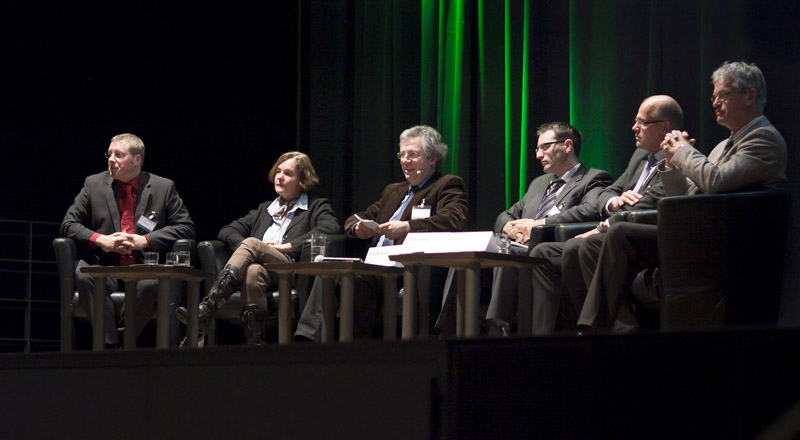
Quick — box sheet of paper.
[355,214,379,232]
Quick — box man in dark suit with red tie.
[61,133,195,347]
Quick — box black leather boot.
[176,264,242,340]
[241,305,268,346]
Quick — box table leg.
[186,280,201,348]
[455,269,465,338]
[339,273,355,342]
[321,276,336,343]
[123,280,138,350]
[156,275,170,349]
[401,265,418,340]
[464,262,481,338]
[517,266,533,337]
[278,272,293,345]
[92,275,107,351]
[382,276,397,340]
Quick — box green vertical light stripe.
[437,0,446,132]
[503,0,513,207]
[519,0,530,200]
[447,0,464,173]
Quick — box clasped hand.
[503,218,544,243]
[661,130,696,167]
[97,232,147,254]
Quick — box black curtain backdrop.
[2,0,799,324]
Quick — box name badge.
[137,211,158,233]
[411,204,431,220]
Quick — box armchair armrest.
[611,209,658,225]
[529,224,557,247]
[197,240,229,276]
[554,222,597,242]
[53,237,78,352]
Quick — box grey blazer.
[659,116,787,195]
[494,165,613,232]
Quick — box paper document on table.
[364,245,406,267]
[355,214,379,232]
[402,231,498,254]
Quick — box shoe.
[293,334,314,343]
[481,318,511,338]
[241,305,268,347]
[176,303,213,348]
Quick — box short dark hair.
[536,121,582,158]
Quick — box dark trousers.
[530,236,587,334]
[577,222,659,332]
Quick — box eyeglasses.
[397,151,423,160]
[536,140,566,152]
[710,89,744,104]
[105,151,129,159]
[633,119,665,128]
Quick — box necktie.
[378,185,419,247]
[716,138,734,165]
[119,183,136,266]
[633,154,657,193]
[534,179,565,220]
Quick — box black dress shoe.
[481,318,510,338]
[293,334,314,343]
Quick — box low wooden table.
[265,261,403,344]
[390,252,546,339]
[80,265,210,351]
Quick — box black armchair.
[53,237,196,351]
[657,190,787,331]
[542,190,787,331]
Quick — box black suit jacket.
[344,172,468,247]
[217,195,341,262]
[61,171,195,266]
[494,165,612,232]
[595,149,666,218]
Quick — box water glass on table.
[310,232,327,262]
[494,233,510,254]
[144,251,159,265]
[176,250,191,266]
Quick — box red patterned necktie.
[119,183,135,266]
